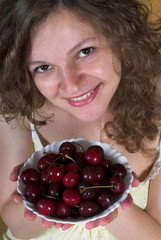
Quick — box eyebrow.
[29,61,51,67]
[29,37,98,66]
[67,37,98,55]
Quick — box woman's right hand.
[10,164,37,221]
[10,164,73,230]
[11,189,72,230]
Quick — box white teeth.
[71,90,94,102]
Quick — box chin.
[73,110,105,122]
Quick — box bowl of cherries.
[17,138,133,224]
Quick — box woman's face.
[29,9,121,122]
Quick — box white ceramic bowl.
[17,138,133,224]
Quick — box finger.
[85,220,99,230]
[132,172,139,187]
[61,224,73,230]
[42,219,53,228]
[24,208,37,221]
[98,209,118,226]
[54,222,62,228]
[10,164,23,181]
[11,191,23,204]
[120,194,133,210]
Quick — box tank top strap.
[141,140,161,184]
[30,121,44,150]
[154,139,161,170]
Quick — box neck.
[37,102,113,142]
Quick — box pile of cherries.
[20,141,127,219]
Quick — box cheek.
[103,60,121,85]
[93,65,119,85]
[89,55,120,81]
[34,78,59,99]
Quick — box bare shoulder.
[0,115,29,137]
[0,114,33,143]
[144,129,161,223]
[0,115,34,166]
[146,166,161,225]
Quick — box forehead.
[30,9,98,54]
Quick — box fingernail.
[133,179,140,187]
[42,221,53,228]
[25,212,36,221]
[85,223,94,230]
[11,194,22,204]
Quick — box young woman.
[0,0,161,239]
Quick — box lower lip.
[65,84,101,107]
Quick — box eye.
[35,65,52,73]
[78,47,95,58]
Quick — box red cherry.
[38,153,58,170]
[48,163,65,183]
[21,168,39,185]
[38,184,46,195]
[62,188,82,206]
[84,145,104,165]
[79,200,99,218]
[107,176,125,194]
[25,183,42,202]
[63,172,80,188]
[82,166,98,182]
[47,153,59,159]
[109,163,127,178]
[59,149,73,163]
[95,165,105,181]
[40,168,51,185]
[78,181,99,199]
[65,162,80,173]
[101,159,112,168]
[70,206,80,218]
[55,200,70,219]
[37,197,55,215]
[97,191,115,208]
[48,182,65,198]
[74,152,86,169]
[59,142,76,156]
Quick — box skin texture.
[0,8,161,240]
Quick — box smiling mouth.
[64,83,101,107]
[70,89,94,102]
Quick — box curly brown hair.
[0,0,161,152]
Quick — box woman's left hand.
[85,172,139,230]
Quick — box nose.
[59,64,81,95]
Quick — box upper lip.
[64,84,100,100]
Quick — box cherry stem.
[53,156,61,162]
[43,194,80,207]
[45,156,61,165]
[72,141,85,152]
[65,154,81,170]
[42,194,60,201]
[80,185,113,194]
[45,161,52,165]
[74,205,79,208]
